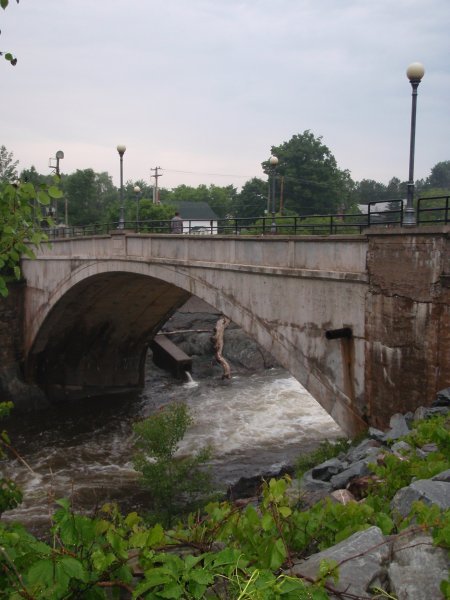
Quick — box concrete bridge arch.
[20,229,450,436]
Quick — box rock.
[414,405,450,421]
[385,413,410,440]
[330,489,356,504]
[388,527,449,600]
[391,479,450,518]
[391,440,413,455]
[292,471,333,506]
[420,442,439,453]
[368,427,387,442]
[289,526,390,599]
[311,458,346,481]
[432,469,450,483]
[330,459,371,490]
[0,366,49,412]
[347,475,380,500]
[346,438,381,462]
[433,387,450,407]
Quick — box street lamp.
[134,185,141,230]
[55,150,64,176]
[48,150,64,223]
[116,144,126,229]
[404,62,425,226]
[269,155,279,233]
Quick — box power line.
[163,168,255,179]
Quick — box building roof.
[171,201,219,221]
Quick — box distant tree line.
[1,134,449,227]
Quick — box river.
[2,356,343,535]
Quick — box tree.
[62,169,117,225]
[234,177,268,220]
[266,131,353,216]
[349,179,387,206]
[427,161,450,191]
[207,184,237,218]
[385,177,407,201]
[164,184,237,218]
[0,145,19,182]
[20,165,51,187]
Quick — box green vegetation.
[2,142,448,233]
[0,177,60,297]
[133,403,214,527]
[0,405,449,598]
[294,437,350,479]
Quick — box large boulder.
[388,527,449,600]
[289,526,390,599]
[391,479,450,518]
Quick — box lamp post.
[48,150,64,223]
[269,155,278,233]
[134,185,141,230]
[116,144,126,229]
[404,62,425,226]
[55,149,64,176]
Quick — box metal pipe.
[325,327,353,340]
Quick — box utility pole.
[151,166,163,204]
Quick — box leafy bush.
[133,403,214,526]
[0,407,449,598]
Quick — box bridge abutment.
[365,228,450,427]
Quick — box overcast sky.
[2,0,449,190]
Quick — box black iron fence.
[44,196,450,239]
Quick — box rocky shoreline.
[239,397,450,600]
[164,302,450,598]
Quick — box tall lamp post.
[134,185,141,230]
[404,62,425,226]
[269,155,279,233]
[48,150,64,222]
[116,144,126,229]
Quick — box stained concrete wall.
[365,227,450,428]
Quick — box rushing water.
[2,358,342,535]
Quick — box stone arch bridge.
[20,228,450,437]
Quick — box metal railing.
[417,195,450,225]
[43,196,450,239]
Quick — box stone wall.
[365,228,450,428]
[0,282,47,409]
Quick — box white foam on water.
[178,370,342,468]
[3,366,344,527]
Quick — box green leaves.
[133,403,214,526]
[0,179,53,295]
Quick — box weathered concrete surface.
[0,282,47,408]
[14,227,450,435]
[21,233,368,434]
[365,228,450,428]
